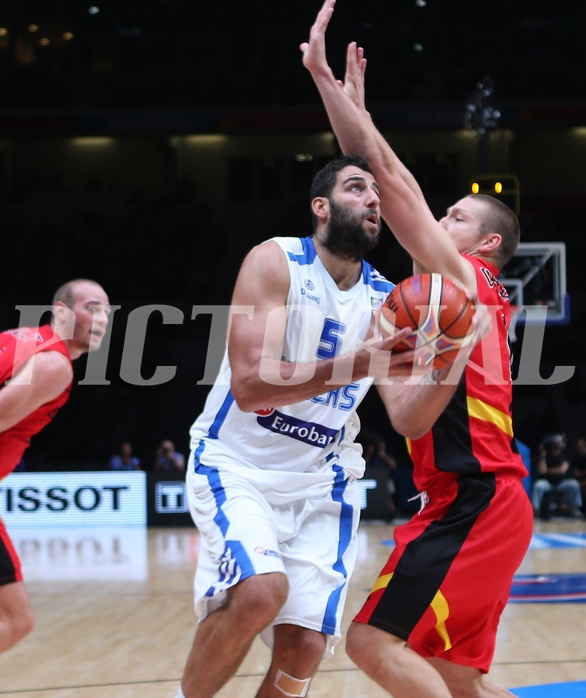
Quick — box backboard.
[499,242,569,327]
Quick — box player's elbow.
[233,397,258,413]
[230,384,257,412]
[230,376,269,413]
[382,397,430,439]
[389,414,431,441]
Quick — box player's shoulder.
[266,235,315,259]
[244,236,315,276]
[233,239,291,300]
[9,349,73,404]
[33,349,73,378]
[242,238,290,270]
[34,351,74,401]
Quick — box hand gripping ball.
[379,272,475,368]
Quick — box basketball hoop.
[500,242,569,326]
[509,305,522,343]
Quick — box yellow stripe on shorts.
[369,572,453,651]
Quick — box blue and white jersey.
[189,236,394,481]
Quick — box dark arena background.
[1,0,586,474]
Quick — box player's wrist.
[421,368,444,385]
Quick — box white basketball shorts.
[186,456,361,659]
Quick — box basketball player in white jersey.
[175,155,429,698]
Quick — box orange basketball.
[379,273,475,368]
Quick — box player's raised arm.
[301,0,475,291]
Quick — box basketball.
[379,273,475,368]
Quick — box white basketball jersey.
[189,236,394,479]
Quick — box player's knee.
[0,606,34,652]
[345,622,369,666]
[346,623,361,666]
[15,607,35,642]
[280,625,326,664]
[298,628,326,661]
[252,572,289,611]
[234,573,288,625]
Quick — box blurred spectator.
[154,439,185,473]
[109,441,141,471]
[532,433,582,519]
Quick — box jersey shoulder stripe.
[362,262,395,293]
[285,236,318,266]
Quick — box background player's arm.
[228,241,416,412]
[301,0,476,291]
[0,351,73,432]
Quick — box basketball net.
[508,305,522,343]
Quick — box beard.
[321,199,381,262]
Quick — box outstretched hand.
[342,42,367,110]
[300,0,336,76]
[301,0,369,110]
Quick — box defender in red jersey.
[0,279,110,654]
[303,4,532,696]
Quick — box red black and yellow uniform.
[354,256,533,672]
[0,325,72,585]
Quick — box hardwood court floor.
[0,518,585,697]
